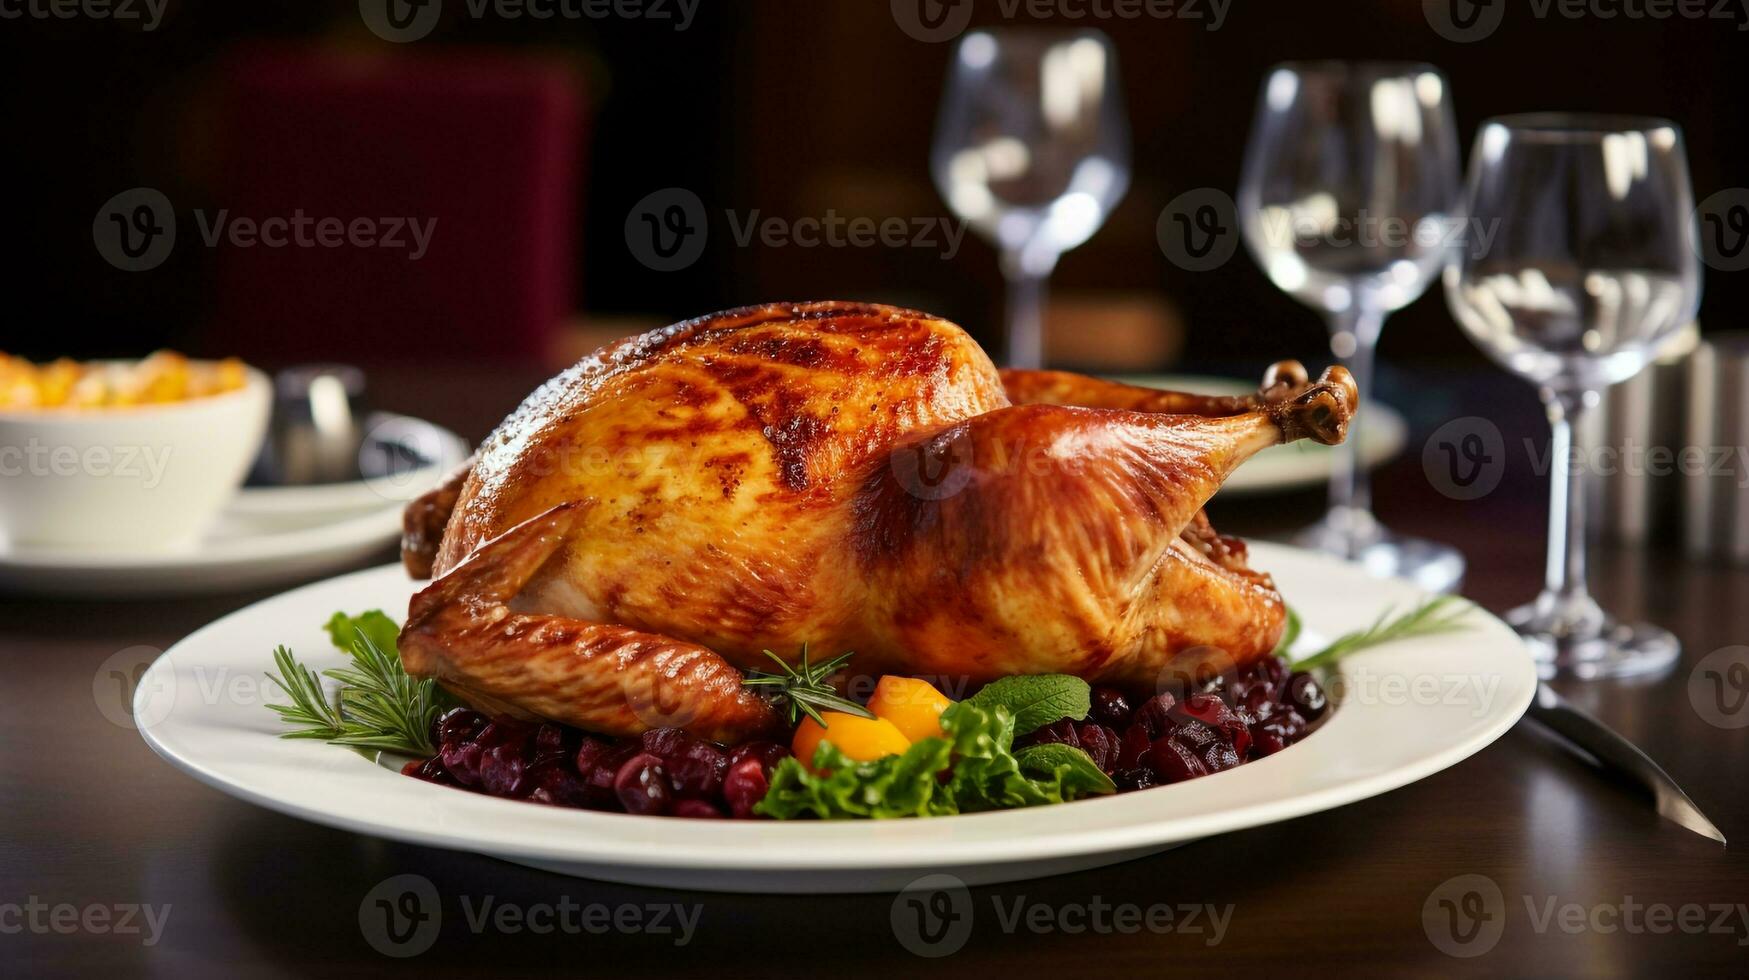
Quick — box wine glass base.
[1505,604,1680,680]
[1292,515,1466,594]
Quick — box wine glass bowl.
[1445,113,1702,679]
[1238,61,1465,591]
[932,28,1131,368]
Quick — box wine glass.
[932,28,1131,369]
[1446,114,1701,678]
[1238,61,1466,592]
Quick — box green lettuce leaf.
[323,610,403,661]
[754,700,1115,820]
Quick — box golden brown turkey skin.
[400,302,1356,738]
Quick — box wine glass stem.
[1542,391,1598,616]
[1324,303,1385,550]
[1001,252,1048,370]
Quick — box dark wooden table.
[4,365,1746,978]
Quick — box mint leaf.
[965,674,1091,735]
[1016,743,1118,797]
[323,610,402,661]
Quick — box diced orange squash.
[868,675,953,742]
[791,712,911,769]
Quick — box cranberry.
[532,723,575,763]
[439,739,485,786]
[726,741,790,776]
[1090,687,1133,728]
[1251,730,1288,757]
[1172,718,1220,751]
[668,740,729,799]
[673,799,726,819]
[401,756,453,785]
[434,707,486,747]
[1116,724,1152,770]
[1284,673,1328,722]
[641,727,691,760]
[1073,723,1119,772]
[1134,693,1178,739]
[584,743,639,809]
[1220,716,1252,758]
[1200,741,1241,773]
[574,735,615,776]
[1239,685,1276,720]
[530,764,592,807]
[1027,718,1080,749]
[613,753,673,816]
[1113,768,1159,792]
[723,757,770,819]
[480,743,530,797]
[1174,692,1233,729]
[474,719,534,753]
[1259,654,1289,689]
[1146,737,1209,783]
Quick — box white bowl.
[0,367,271,553]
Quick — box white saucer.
[1114,375,1409,495]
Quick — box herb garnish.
[265,610,455,756]
[740,643,875,726]
[1290,596,1472,672]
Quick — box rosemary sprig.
[1291,596,1473,672]
[742,643,874,726]
[265,617,453,756]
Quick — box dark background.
[1,0,1743,373]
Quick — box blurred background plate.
[0,505,403,599]
[1115,375,1407,495]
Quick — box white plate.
[229,415,471,524]
[1114,375,1408,495]
[135,544,1535,893]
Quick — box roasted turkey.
[398,302,1357,743]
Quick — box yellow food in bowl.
[0,351,249,411]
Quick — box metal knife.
[1527,683,1726,845]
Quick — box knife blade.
[1527,683,1726,845]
